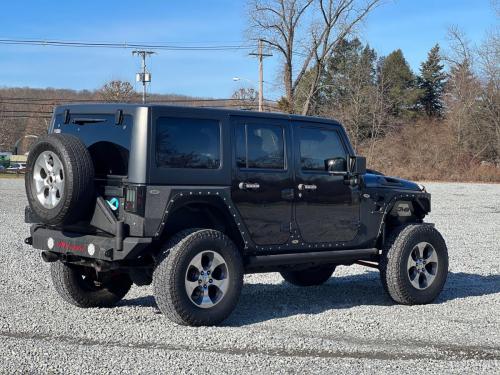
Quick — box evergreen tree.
[378,49,420,118]
[418,44,446,117]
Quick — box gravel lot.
[0,179,499,374]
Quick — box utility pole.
[250,39,272,111]
[132,50,155,103]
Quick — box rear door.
[230,117,293,246]
[292,122,360,244]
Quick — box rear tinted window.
[53,113,133,176]
[156,117,221,169]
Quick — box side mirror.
[350,155,366,175]
[325,157,347,174]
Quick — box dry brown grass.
[359,120,500,183]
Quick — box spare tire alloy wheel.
[185,250,229,308]
[26,134,94,225]
[33,151,65,209]
[407,241,438,290]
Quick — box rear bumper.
[29,225,152,261]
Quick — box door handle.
[298,183,317,191]
[238,182,260,190]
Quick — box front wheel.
[380,224,448,305]
[153,229,243,326]
[50,261,132,308]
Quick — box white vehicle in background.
[6,163,26,173]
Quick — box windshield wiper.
[71,118,106,125]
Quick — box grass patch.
[0,173,25,179]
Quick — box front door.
[292,122,360,244]
[231,117,293,246]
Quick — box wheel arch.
[159,195,246,253]
[378,194,431,248]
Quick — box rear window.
[156,117,221,169]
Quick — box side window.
[235,124,285,169]
[299,127,347,172]
[235,125,246,169]
[156,117,220,169]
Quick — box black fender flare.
[154,187,253,251]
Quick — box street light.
[232,77,254,84]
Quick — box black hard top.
[54,103,342,126]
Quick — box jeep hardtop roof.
[53,103,342,126]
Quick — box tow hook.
[24,236,33,245]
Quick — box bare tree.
[477,30,500,161]
[444,27,481,150]
[248,0,381,114]
[365,68,391,164]
[231,87,259,109]
[98,80,137,102]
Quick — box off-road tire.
[280,265,336,286]
[153,229,244,326]
[25,134,95,225]
[50,261,132,308]
[380,224,448,305]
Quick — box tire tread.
[153,229,243,326]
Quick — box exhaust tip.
[41,251,59,263]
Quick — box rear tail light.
[124,185,146,215]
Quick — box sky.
[0,0,497,100]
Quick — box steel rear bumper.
[29,225,152,261]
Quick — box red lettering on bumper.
[55,241,85,252]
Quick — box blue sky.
[0,0,497,100]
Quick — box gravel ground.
[0,179,499,374]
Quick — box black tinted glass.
[156,117,220,169]
[237,124,284,169]
[299,127,346,171]
[53,113,133,176]
[235,124,246,168]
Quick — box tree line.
[247,0,499,181]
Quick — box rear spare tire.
[25,134,94,225]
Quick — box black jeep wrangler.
[24,104,448,326]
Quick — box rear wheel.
[380,224,448,305]
[281,265,336,287]
[50,261,132,308]
[153,229,243,326]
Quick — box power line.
[0,110,53,114]
[0,103,277,114]
[0,38,254,51]
[0,97,277,104]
